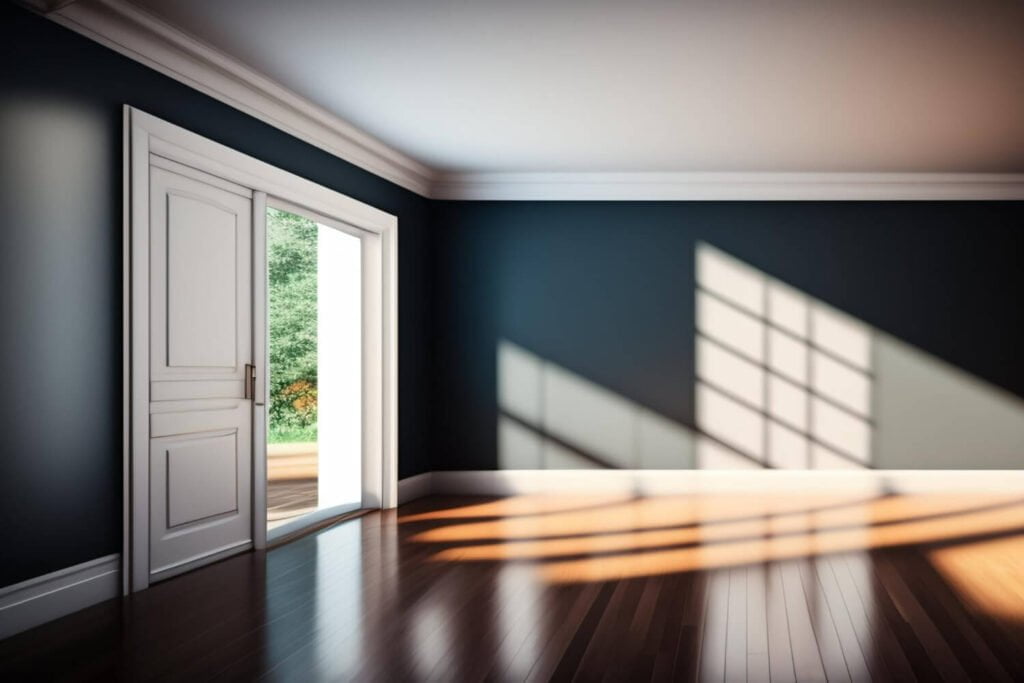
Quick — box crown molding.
[41,0,435,196]
[431,171,1024,201]
[14,0,81,12]
[23,1,1024,202]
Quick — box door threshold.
[266,508,372,549]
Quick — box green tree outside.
[267,208,318,443]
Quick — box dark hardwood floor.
[2,492,1024,681]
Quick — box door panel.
[166,193,239,368]
[148,161,253,581]
[150,402,246,438]
[164,432,238,528]
[150,167,251,383]
[150,380,244,402]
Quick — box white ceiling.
[132,0,1024,175]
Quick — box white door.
[146,157,254,582]
[128,108,398,591]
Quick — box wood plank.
[766,562,798,683]
[603,576,663,681]
[795,557,854,682]
[807,555,875,682]
[871,553,971,683]
[826,552,918,682]
[673,567,710,682]
[699,568,730,682]
[841,551,944,682]
[646,573,692,682]
[778,561,828,682]
[546,581,617,681]
[575,578,644,680]
[525,582,602,683]
[725,565,748,682]
[745,564,771,683]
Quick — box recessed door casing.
[127,108,398,592]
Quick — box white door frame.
[260,196,387,545]
[124,106,398,593]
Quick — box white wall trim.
[0,554,120,641]
[40,0,433,196]
[397,472,434,505]
[427,469,1024,497]
[432,172,1024,201]
[22,2,1024,202]
[15,0,80,13]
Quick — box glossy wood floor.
[267,478,318,529]
[2,492,1024,681]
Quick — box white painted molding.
[21,2,1024,202]
[23,2,1024,200]
[0,554,120,640]
[428,469,1024,497]
[431,171,1024,201]
[14,0,80,13]
[397,472,434,505]
[42,0,433,196]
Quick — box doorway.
[265,205,363,539]
[125,107,397,593]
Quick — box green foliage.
[267,208,318,434]
[268,424,318,445]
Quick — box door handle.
[244,363,256,401]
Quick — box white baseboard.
[428,469,1024,497]
[0,554,120,641]
[397,472,434,505]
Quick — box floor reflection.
[395,493,1024,680]
[3,494,1024,681]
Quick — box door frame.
[124,106,398,593]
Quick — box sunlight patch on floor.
[405,493,1024,585]
[930,533,1024,624]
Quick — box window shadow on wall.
[498,339,700,469]
[696,243,872,469]
[496,243,1024,470]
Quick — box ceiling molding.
[14,0,81,13]
[26,1,1024,202]
[431,172,1024,201]
[43,0,435,196]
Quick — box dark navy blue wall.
[429,201,1024,470]
[0,3,432,587]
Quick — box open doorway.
[125,108,397,591]
[266,205,364,537]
